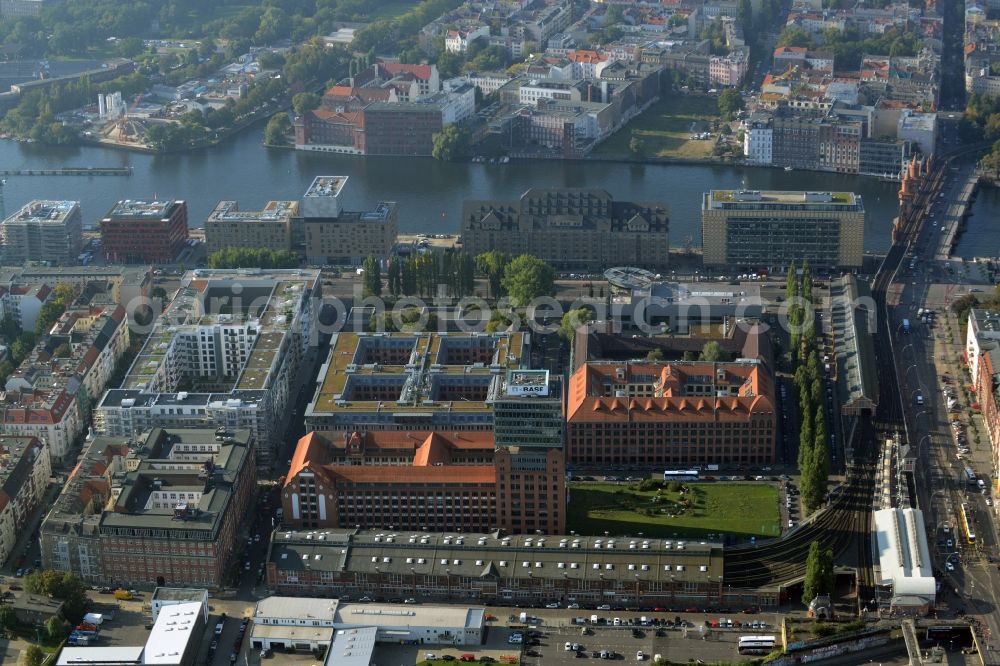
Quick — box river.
[1,125,997,257]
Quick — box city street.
[888,154,1000,659]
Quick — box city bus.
[960,503,976,545]
[738,636,777,655]
[663,470,700,482]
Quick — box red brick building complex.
[566,360,777,466]
[100,199,188,264]
[282,430,565,535]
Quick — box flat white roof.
[254,596,339,622]
[334,603,485,630]
[873,508,936,600]
[57,646,144,664]
[144,601,202,664]
[325,627,377,666]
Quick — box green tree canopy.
[698,340,728,362]
[475,251,510,299]
[717,88,744,118]
[362,255,382,298]
[431,124,469,161]
[24,645,44,666]
[559,308,593,342]
[292,92,320,116]
[501,254,555,306]
[264,112,292,146]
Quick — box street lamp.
[634,574,641,612]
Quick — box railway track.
[723,142,988,591]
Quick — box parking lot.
[373,626,521,665]
[517,622,757,664]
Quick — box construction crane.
[116,94,143,143]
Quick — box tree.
[431,125,469,161]
[698,341,727,362]
[501,254,555,306]
[628,135,646,158]
[475,251,510,299]
[717,88,744,118]
[46,615,67,640]
[151,286,167,302]
[264,112,292,146]
[386,258,401,297]
[53,342,71,358]
[24,645,44,666]
[362,255,382,298]
[559,308,593,342]
[802,541,834,605]
[35,299,66,337]
[776,25,812,48]
[785,261,797,300]
[646,349,665,361]
[0,604,14,634]
[292,92,320,116]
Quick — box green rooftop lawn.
[566,481,780,539]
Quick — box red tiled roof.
[566,362,775,423]
[326,465,496,485]
[383,62,433,82]
[568,50,608,64]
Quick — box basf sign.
[506,369,550,396]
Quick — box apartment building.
[300,176,398,265]
[363,102,444,156]
[100,199,189,264]
[94,269,320,465]
[0,0,44,17]
[967,309,1000,386]
[565,360,777,466]
[0,266,150,320]
[701,189,865,269]
[304,330,529,433]
[41,428,255,588]
[0,436,50,566]
[265,528,757,610]
[205,200,298,254]
[461,188,670,270]
[0,200,83,266]
[743,112,773,165]
[1,304,129,462]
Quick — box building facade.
[282,429,565,535]
[0,436,50,567]
[363,102,444,156]
[94,269,321,465]
[743,113,773,165]
[565,360,777,466]
[462,188,670,270]
[42,429,255,589]
[301,177,398,265]
[100,199,189,264]
[305,330,529,432]
[205,200,298,255]
[701,189,865,268]
[1,303,129,462]
[1,200,83,266]
[265,528,763,610]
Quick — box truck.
[902,319,910,333]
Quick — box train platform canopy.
[873,508,935,609]
[831,274,878,416]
